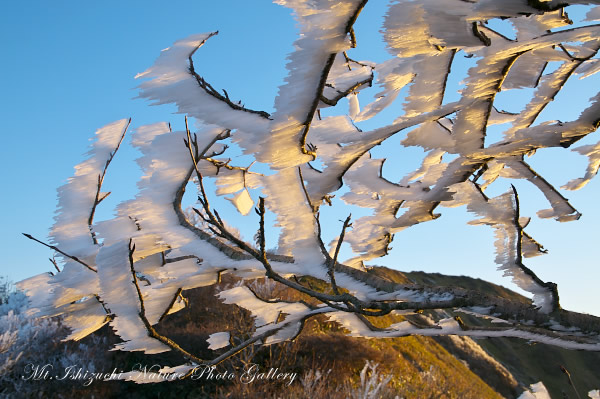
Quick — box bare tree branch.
[187,32,271,120]
[329,215,352,295]
[158,288,184,322]
[48,256,60,273]
[88,118,131,245]
[510,185,561,312]
[22,233,97,273]
[298,0,369,158]
[128,239,204,363]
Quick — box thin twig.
[297,166,335,262]
[94,294,113,318]
[49,257,60,273]
[198,128,231,158]
[158,288,184,322]
[511,185,561,312]
[164,255,203,264]
[216,268,227,284]
[246,283,317,310]
[297,166,316,212]
[128,239,204,363]
[472,22,491,46]
[505,41,600,136]
[258,197,267,263]
[329,215,352,295]
[187,32,271,119]
[185,117,212,214]
[184,120,261,256]
[510,160,580,221]
[23,233,97,273]
[319,76,373,107]
[203,157,262,176]
[560,365,582,399]
[298,0,369,158]
[88,118,131,245]
[180,312,326,378]
[349,27,357,48]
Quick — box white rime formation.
[18,0,600,381]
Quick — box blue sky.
[1,1,598,317]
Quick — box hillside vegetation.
[2,269,598,398]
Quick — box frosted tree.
[19,0,600,382]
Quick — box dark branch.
[158,288,184,322]
[128,239,204,363]
[320,76,373,107]
[329,214,352,295]
[164,255,203,264]
[49,257,60,273]
[88,118,131,245]
[187,32,271,120]
[298,0,369,158]
[472,22,491,46]
[511,185,561,312]
[23,233,97,273]
[257,197,267,263]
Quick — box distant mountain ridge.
[367,266,600,398]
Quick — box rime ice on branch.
[19,0,600,381]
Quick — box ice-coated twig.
[298,0,369,159]
[128,239,204,364]
[187,32,271,120]
[18,1,600,371]
[88,118,131,244]
[158,288,185,322]
[510,185,561,312]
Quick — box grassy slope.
[8,268,596,398]
[152,279,502,398]
[11,276,499,398]
[370,266,600,398]
[477,334,600,398]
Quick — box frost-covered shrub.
[0,284,111,398]
[300,368,332,398]
[0,289,63,395]
[346,361,397,399]
[0,277,14,305]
